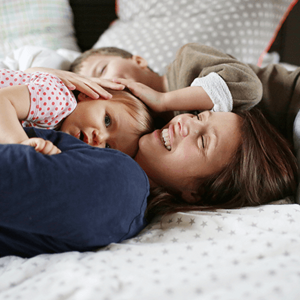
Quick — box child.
[0,69,153,157]
[71,43,300,146]
[69,44,263,122]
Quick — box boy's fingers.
[73,82,100,99]
[63,79,76,90]
[75,80,116,100]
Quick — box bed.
[1,0,300,299]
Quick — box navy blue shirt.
[0,128,149,257]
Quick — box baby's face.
[78,54,145,82]
[60,94,140,157]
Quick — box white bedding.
[0,46,80,72]
[1,46,300,300]
[1,204,299,300]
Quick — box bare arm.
[0,85,30,144]
[113,78,213,113]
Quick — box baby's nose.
[92,130,109,148]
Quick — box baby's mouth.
[79,131,89,144]
[79,131,84,141]
[161,128,171,151]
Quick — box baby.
[0,69,153,157]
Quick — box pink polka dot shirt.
[0,69,77,129]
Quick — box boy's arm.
[25,67,125,100]
[157,86,214,112]
[113,78,214,112]
[168,43,263,111]
[0,85,31,144]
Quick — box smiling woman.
[135,109,298,220]
[135,111,242,201]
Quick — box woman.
[134,109,298,221]
[27,62,300,214]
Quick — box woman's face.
[134,111,242,200]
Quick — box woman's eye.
[197,114,200,120]
[105,115,111,127]
[105,143,111,149]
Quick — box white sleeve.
[0,46,76,71]
[191,72,233,112]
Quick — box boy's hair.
[145,108,298,221]
[70,47,133,74]
[108,88,154,139]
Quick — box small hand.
[25,67,125,100]
[113,78,167,113]
[21,138,61,155]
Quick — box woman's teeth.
[161,129,171,151]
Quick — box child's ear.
[132,55,148,69]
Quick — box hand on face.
[26,67,125,100]
[112,78,166,113]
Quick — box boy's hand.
[113,78,167,113]
[25,68,125,100]
[21,138,61,155]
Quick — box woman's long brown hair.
[145,108,298,221]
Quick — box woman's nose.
[189,115,205,135]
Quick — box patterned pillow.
[0,0,79,59]
[94,0,297,74]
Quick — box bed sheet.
[0,204,299,300]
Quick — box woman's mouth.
[161,128,171,151]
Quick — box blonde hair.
[108,88,154,139]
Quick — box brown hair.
[70,47,133,73]
[145,108,298,221]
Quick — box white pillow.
[0,0,80,59]
[94,0,297,74]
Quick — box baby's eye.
[105,143,111,149]
[105,115,111,127]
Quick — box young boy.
[0,69,153,157]
[71,43,300,146]
[69,43,263,122]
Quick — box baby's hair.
[145,108,298,221]
[70,47,133,74]
[108,88,154,139]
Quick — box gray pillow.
[94,0,296,74]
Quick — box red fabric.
[258,0,299,66]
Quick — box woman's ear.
[132,55,148,69]
[181,190,202,204]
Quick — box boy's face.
[78,54,146,82]
[60,94,140,157]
